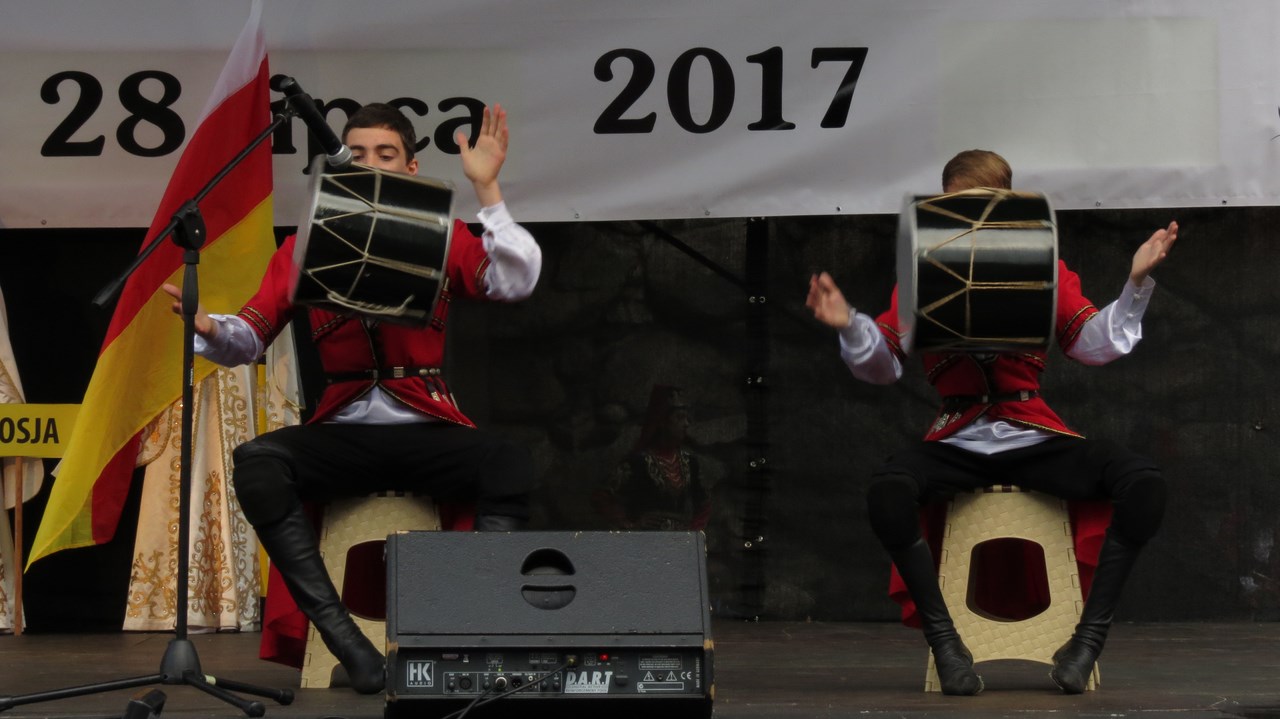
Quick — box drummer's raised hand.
[806,272,853,329]
[457,104,509,208]
[1129,220,1178,285]
[160,282,217,339]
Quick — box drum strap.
[326,366,443,384]
[940,389,1039,411]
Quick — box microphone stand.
[0,108,298,718]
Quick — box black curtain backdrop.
[2,205,1276,631]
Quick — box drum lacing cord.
[357,252,446,279]
[914,190,1055,329]
[306,245,444,317]
[322,290,417,318]
[917,190,1052,257]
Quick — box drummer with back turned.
[160,102,541,694]
[805,150,1177,695]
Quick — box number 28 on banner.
[594,46,869,134]
[37,70,486,163]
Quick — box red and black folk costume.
[196,203,541,692]
[835,261,1165,695]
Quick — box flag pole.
[11,458,22,637]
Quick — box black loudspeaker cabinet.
[384,530,713,718]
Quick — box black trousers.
[867,437,1166,551]
[231,421,533,528]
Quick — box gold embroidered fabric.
[1,284,40,633]
[123,327,301,632]
[1,283,42,512]
[0,505,13,633]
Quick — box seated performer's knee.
[866,474,923,552]
[231,437,301,527]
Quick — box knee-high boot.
[255,506,385,694]
[1050,532,1143,693]
[891,538,983,695]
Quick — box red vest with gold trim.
[236,218,492,426]
[876,260,1099,441]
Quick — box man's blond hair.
[942,150,1012,192]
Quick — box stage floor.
[0,621,1277,718]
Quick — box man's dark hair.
[342,102,418,161]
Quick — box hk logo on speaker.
[405,660,434,688]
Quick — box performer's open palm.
[1130,220,1178,284]
[806,272,852,329]
[457,104,508,188]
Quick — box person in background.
[594,386,711,531]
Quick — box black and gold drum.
[897,188,1058,354]
[290,157,455,327]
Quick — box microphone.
[271,75,353,169]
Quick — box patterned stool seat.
[924,486,1100,692]
[301,493,441,689]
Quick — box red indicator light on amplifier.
[598,653,610,662]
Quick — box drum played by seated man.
[290,157,456,327]
[897,188,1058,355]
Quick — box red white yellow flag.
[29,0,275,565]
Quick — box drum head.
[898,189,1058,354]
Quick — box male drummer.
[805,150,1176,695]
[161,102,541,693]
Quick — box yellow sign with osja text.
[0,404,81,458]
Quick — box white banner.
[1,0,1277,228]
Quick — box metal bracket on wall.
[741,216,771,619]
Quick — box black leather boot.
[254,506,385,694]
[1050,532,1142,694]
[891,538,983,695]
